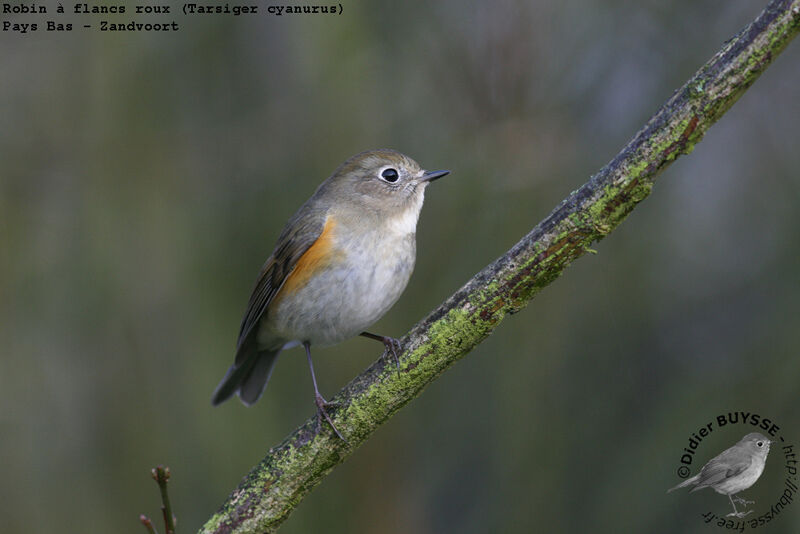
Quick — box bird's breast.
[714,455,767,495]
[266,218,417,346]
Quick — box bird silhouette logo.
[668,432,771,518]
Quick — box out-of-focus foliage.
[1,1,798,533]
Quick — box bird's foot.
[361,332,403,372]
[726,510,753,518]
[733,496,755,506]
[314,393,347,443]
[380,336,402,371]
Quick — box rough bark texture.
[199,2,800,532]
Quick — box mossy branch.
[199,2,800,532]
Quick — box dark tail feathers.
[211,348,280,406]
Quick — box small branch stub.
[140,465,177,534]
[140,515,157,534]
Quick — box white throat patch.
[388,188,425,235]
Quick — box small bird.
[211,149,450,439]
[668,432,771,518]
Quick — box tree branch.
[199,2,800,532]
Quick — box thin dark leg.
[726,494,752,517]
[728,494,739,517]
[360,331,402,370]
[304,341,346,442]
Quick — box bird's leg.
[732,494,754,506]
[304,342,346,442]
[727,495,740,517]
[360,331,402,370]
[726,494,753,518]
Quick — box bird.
[211,149,450,440]
[668,432,771,518]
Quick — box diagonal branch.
[199,1,800,532]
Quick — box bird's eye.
[380,168,399,183]
[757,441,764,447]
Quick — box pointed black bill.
[420,169,450,182]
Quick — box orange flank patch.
[278,216,339,299]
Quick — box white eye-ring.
[380,167,399,183]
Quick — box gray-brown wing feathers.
[689,447,752,491]
[234,206,326,360]
[212,204,326,406]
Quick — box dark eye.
[757,441,763,447]
[381,168,399,183]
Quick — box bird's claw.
[360,332,404,372]
[726,510,753,518]
[380,336,403,371]
[314,394,347,443]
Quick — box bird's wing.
[235,205,327,362]
[690,448,752,491]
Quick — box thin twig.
[140,515,159,534]
[152,465,176,534]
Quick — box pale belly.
[713,458,766,495]
[264,231,416,346]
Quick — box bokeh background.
[2,1,799,532]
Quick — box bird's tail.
[211,346,281,406]
[667,475,699,493]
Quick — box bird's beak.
[420,169,450,183]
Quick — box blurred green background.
[2,1,799,532]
